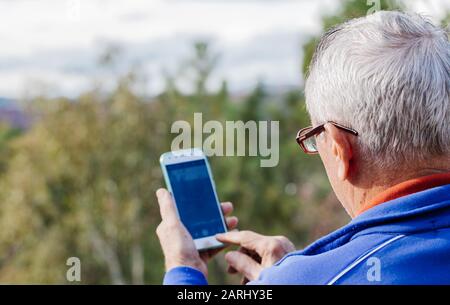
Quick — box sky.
[0,0,448,99]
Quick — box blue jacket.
[164,184,450,284]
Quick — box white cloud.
[0,0,447,98]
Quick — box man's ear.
[324,123,353,181]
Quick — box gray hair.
[305,11,449,168]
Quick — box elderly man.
[156,11,450,284]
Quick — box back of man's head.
[305,11,449,170]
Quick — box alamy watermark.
[171,113,279,167]
[66,0,81,22]
[66,257,81,282]
[366,0,402,15]
[366,257,381,282]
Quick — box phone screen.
[165,159,226,239]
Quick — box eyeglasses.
[296,121,358,154]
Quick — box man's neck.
[351,167,450,218]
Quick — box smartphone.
[159,148,227,251]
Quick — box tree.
[3,0,440,284]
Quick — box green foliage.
[1,0,445,284]
[442,11,450,28]
[0,85,171,283]
[0,48,348,283]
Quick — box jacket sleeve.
[163,266,208,285]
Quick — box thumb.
[156,188,178,223]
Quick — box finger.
[227,245,254,275]
[221,202,233,216]
[216,231,262,252]
[200,228,237,261]
[240,276,250,285]
[156,188,178,223]
[199,245,226,262]
[225,251,262,281]
[239,247,262,264]
[227,246,254,274]
[199,250,214,262]
[225,216,238,230]
[227,265,238,274]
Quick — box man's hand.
[216,231,295,283]
[155,188,238,277]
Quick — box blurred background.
[0,0,448,284]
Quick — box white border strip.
[327,234,406,285]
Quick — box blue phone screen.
[166,159,225,239]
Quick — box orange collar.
[357,172,450,216]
